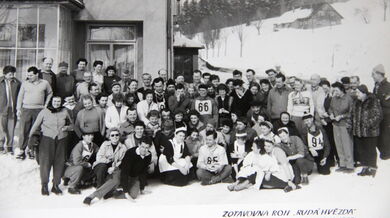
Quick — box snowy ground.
[197,0,390,90]
[1,152,390,218]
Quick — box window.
[87,25,137,79]
[0,4,59,79]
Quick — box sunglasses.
[110,134,120,137]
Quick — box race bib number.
[307,132,324,150]
[207,156,219,165]
[195,100,212,115]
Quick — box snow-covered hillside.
[197,0,390,89]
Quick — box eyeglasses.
[110,134,120,137]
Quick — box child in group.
[174,110,187,130]
[145,110,161,138]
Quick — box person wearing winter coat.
[372,64,390,160]
[63,132,99,194]
[105,93,129,130]
[277,128,314,185]
[352,85,383,177]
[83,128,128,205]
[272,112,301,138]
[302,114,331,175]
[28,96,74,195]
[137,89,159,127]
[0,65,21,154]
[329,82,354,173]
[91,128,128,189]
[196,130,232,185]
[168,83,191,114]
[267,73,292,123]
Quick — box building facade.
[0,0,172,81]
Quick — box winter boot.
[51,185,63,195]
[83,197,92,205]
[41,184,49,196]
[68,187,81,195]
[357,167,368,176]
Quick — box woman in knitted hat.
[352,85,383,177]
[372,64,390,160]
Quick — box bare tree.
[354,7,370,24]
[233,24,245,57]
[383,0,389,21]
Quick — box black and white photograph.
[0,0,389,217]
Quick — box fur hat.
[373,64,385,75]
[356,84,369,95]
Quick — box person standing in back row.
[267,73,292,124]
[16,66,53,160]
[372,64,390,160]
[0,66,21,154]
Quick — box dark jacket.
[0,77,21,114]
[272,120,301,138]
[55,72,75,99]
[103,75,121,95]
[39,70,57,95]
[120,147,152,192]
[230,89,252,117]
[374,78,390,115]
[267,85,292,119]
[352,94,383,137]
[301,124,330,159]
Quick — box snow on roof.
[275,8,313,24]
[174,33,204,49]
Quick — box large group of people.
[0,57,389,205]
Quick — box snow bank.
[1,153,390,218]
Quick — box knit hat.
[356,84,369,95]
[58,61,68,67]
[373,64,385,75]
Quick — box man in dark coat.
[0,66,21,154]
[372,64,390,160]
[39,57,57,95]
[55,62,75,99]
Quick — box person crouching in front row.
[83,128,128,205]
[120,137,154,200]
[158,128,193,186]
[63,131,99,194]
[196,130,232,185]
